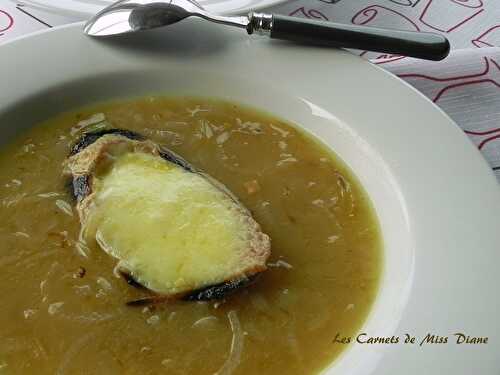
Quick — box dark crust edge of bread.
[70,129,144,156]
[125,274,260,306]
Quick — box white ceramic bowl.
[15,0,288,17]
[1,21,499,374]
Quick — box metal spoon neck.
[198,12,274,35]
[196,12,250,31]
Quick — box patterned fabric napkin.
[1,0,499,181]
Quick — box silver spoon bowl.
[84,0,250,36]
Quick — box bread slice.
[65,130,271,302]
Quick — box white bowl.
[14,0,288,17]
[1,21,499,375]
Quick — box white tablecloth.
[1,0,499,181]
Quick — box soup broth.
[0,97,381,374]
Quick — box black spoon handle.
[249,14,450,61]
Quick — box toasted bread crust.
[65,131,271,302]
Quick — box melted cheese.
[83,152,250,295]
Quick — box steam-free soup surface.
[0,97,381,374]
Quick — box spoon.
[84,0,450,61]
